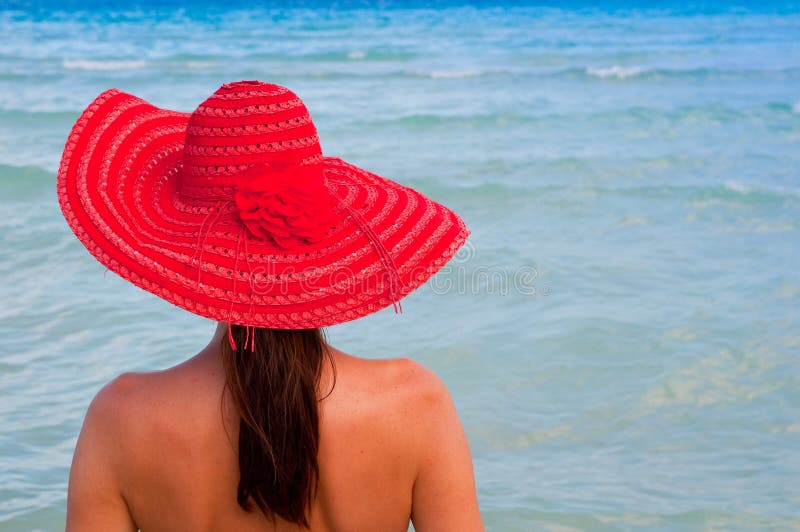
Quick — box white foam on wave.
[428,69,483,79]
[347,50,366,60]
[586,65,643,79]
[792,101,800,113]
[722,180,800,199]
[723,180,750,193]
[62,59,147,71]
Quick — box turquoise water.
[2,2,800,530]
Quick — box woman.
[59,80,482,531]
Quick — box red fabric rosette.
[234,162,339,249]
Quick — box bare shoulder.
[385,358,461,441]
[87,366,202,441]
[381,357,453,409]
[367,359,483,530]
[66,372,158,527]
[335,354,482,530]
[333,351,451,407]
[86,372,161,440]
[331,352,457,444]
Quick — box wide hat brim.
[57,88,470,329]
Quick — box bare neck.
[211,321,229,346]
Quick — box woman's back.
[66,327,482,531]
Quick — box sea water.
[1,2,799,530]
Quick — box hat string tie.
[194,200,229,287]
[336,200,403,314]
[242,230,257,352]
[190,201,249,352]
[226,225,245,351]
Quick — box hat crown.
[180,80,323,199]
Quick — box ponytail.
[220,325,333,528]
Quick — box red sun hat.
[57,80,470,330]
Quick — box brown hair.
[220,325,335,528]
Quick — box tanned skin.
[66,322,483,531]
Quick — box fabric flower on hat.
[234,161,339,249]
